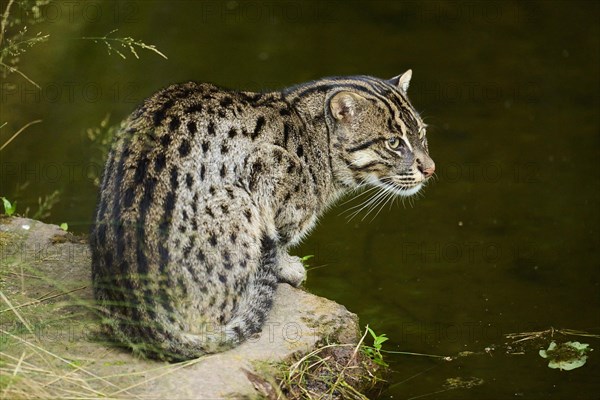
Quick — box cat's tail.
[96,293,229,362]
[140,235,277,361]
[99,235,278,362]
[223,235,279,343]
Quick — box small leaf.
[363,326,388,366]
[1,197,16,216]
[60,222,68,231]
[375,335,389,347]
[367,327,377,340]
[300,255,314,268]
[539,341,591,371]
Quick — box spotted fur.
[90,71,434,361]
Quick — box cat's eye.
[388,137,402,149]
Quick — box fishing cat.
[90,70,435,360]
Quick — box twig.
[0,119,42,151]
[0,61,41,88]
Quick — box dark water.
[2,1,599,398]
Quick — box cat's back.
[101,81,282,203]
[92,81,291,275]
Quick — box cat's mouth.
[378,172,430,197]
[383,180,423,197]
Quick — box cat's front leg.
[274,251,306,287]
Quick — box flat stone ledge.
[0,217,382,399]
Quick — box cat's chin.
[394,183,423,197]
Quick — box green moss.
[0,229,18,249]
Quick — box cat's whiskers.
[368,186,397,222]
[365,176,404,221]
[339,184,380,208]
[346,186,389,221]
[361,188,391,221]
[345,175,399,221]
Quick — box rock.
[0,217,383,399]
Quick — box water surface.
[2,1,598,398]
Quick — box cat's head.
[326,70,435,197]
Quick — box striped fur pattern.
[90,71,434,360]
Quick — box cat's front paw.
[276,253,306,287]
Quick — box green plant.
[361,326,389,367]
[0,1,168,221]
[0,0,50,88]
[86,114,119,186]
[81,29,167,60]
[0,0,48,152]
[0,254,204,399]
[30,190,60,220]
[274,340,385,399]
[300,254,314,268]
[1,197,17,216]
[59,222,68,231]
[1,184,61,221]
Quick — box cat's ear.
[389,69,412,92]
[330,92,366,122]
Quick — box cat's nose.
[422,166,435,178]
[416,153,435,178]
[417,162,435,178]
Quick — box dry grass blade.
[555,328,600,339]
[0,350,26,397]
[277,327,385,399]
[3,271,43,279]
[108,356,207,396]
[1,351,50,372]
[353,325,370,359]
[0,285,87,314]
[0,329,135,395]
[0,353,104,399]
[287,343,354,379]
[505,327,600,343]
[327,327,373,399]
[0,290,35,335]
[380,349,452,360]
